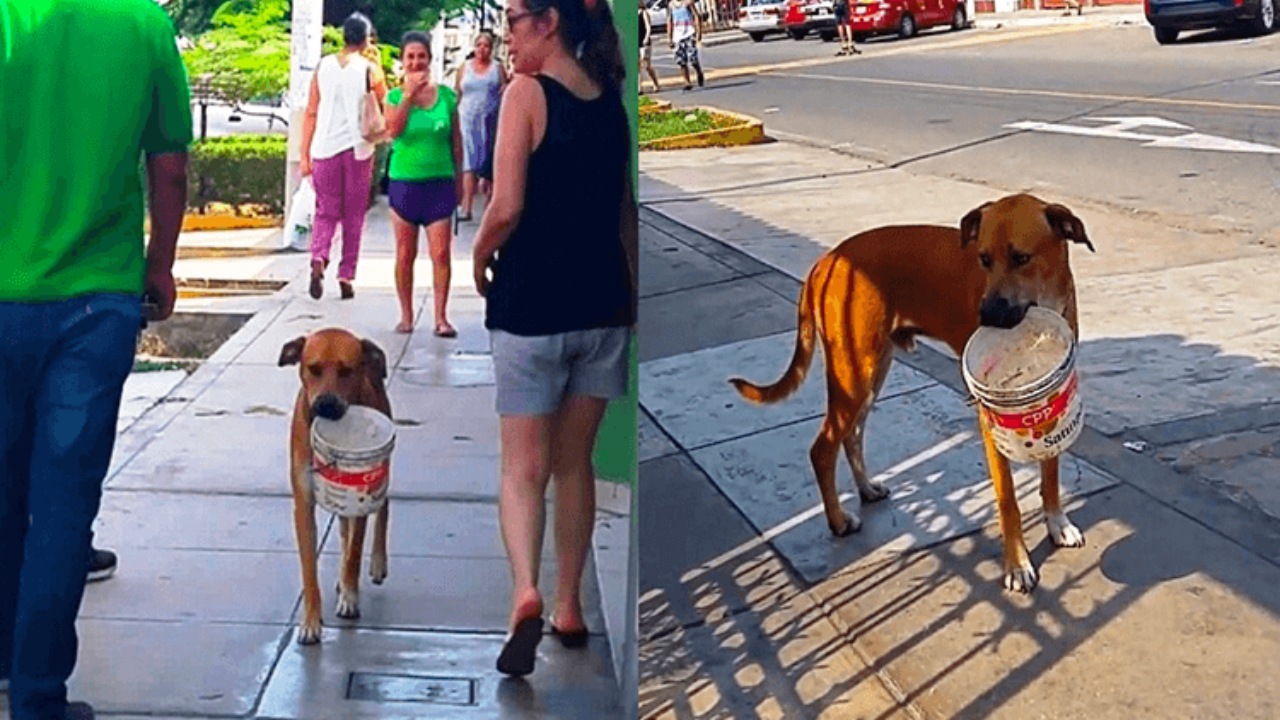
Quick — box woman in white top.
[299,13,388,301]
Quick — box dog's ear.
[278,336,306,367]
[960,202,991,247]
[1044,203,1095,253]
[361,339,388,381]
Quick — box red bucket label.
[314,456,389,489]
[986,373,1078,431]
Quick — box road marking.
[1005,116,1280,154]
[772,71,1280,115]
[651,24,1087,88]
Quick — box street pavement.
[10,201,630,718]
[645,14,1280,246]
[637,131,1280,717]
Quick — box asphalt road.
[648,23,1280,242]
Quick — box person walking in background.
[640,0,661,93]
[299,13,386,301]
[833,0,862,55]
[472,0,636,678]
[455,30,508,222]
[0,0,192,716]
[668,0,704,91]
[384,32,464,337]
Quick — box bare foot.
[433,322,457,338]
[510,586,544,630]
[395,319,414,334]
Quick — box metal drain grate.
[346,672,476,705]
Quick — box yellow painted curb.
[639,98,673,116]
[640,106,766,151]
[180,214,282,232]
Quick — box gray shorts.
[490,327,631,416]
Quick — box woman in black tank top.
[471,0,635,678]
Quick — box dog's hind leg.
[1040,456,1084,548]
[336,516,367,619]
[812,408,857,537]
[370,502,389,585]
[842,347,893,504]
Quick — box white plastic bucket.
[310,406,396,517]
[961,307,1084,463]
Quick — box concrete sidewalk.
[38,202,628,718]
[637,141,1280,718]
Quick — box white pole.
[284,0,324,250]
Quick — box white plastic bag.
[287,176,316,251]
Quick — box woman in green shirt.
[384,32,464,337]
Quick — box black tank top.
[484,75,634,336]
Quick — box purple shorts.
[388,178,456,227]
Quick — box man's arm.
[141,15,195,321]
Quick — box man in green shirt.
[0,1,192,717]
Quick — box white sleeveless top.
[310,53,375,161]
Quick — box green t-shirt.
[0,0,194,301]
[386,86,458,181]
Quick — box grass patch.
[133,359,191,374]
[639,108,739,144]
[639,95,655,108]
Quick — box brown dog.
[731,193,1095,592]
[279,328,392,644]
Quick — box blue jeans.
[0,294,140,719]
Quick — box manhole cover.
[346,673,476,705]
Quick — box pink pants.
[310,149,374,282]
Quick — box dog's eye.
[1010,251,1032,267]
[337,367,354,379]
[978,253,993,269]
[308,365,323,377]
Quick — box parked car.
[786,0,839,40]
[843,0,968,40]
[1143,0,1275,44]
[738,0,790,41]
[647,0,668,33]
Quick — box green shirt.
[387,86,458,181]
[0,0,194,301]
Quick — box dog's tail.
[729,265,817,405]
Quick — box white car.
[738,0,789,41]
[647,0,668,33]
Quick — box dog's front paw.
[370,554,388,585]
[829,511,861,537]
[858,480,890,503]
[335,589,360,619]
[1003,559,1038,594]
[297,617,323,645]
[1046,511,1085,548]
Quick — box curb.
[640,106,767,151]
[973,11,1145,28]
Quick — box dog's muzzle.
[979,297,1033,330]
[310,394,349,422]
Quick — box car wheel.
[789,28,810,39]
[1153,25,1179,43]
[819,30,838,41]
[750,32,766,41]
[951,5,967,31]
[1253,0,1275,33]
[898,13,916,38]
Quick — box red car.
[788,0,968,40]
[847,0,969,39]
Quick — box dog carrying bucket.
[961,307,1084,463]
[310,406,395,517]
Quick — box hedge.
[188,134,287,214]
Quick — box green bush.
[188,134,287,213]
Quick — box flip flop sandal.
[434,325,458,338]
[496,617,544,677]
[550,623,590,649]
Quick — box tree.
[183,0,293,114]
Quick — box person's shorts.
[388,178,456,227]
[834,2,849,20]
[675,37,700,67]
[491,326,631,416]
[641,44,653,63]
